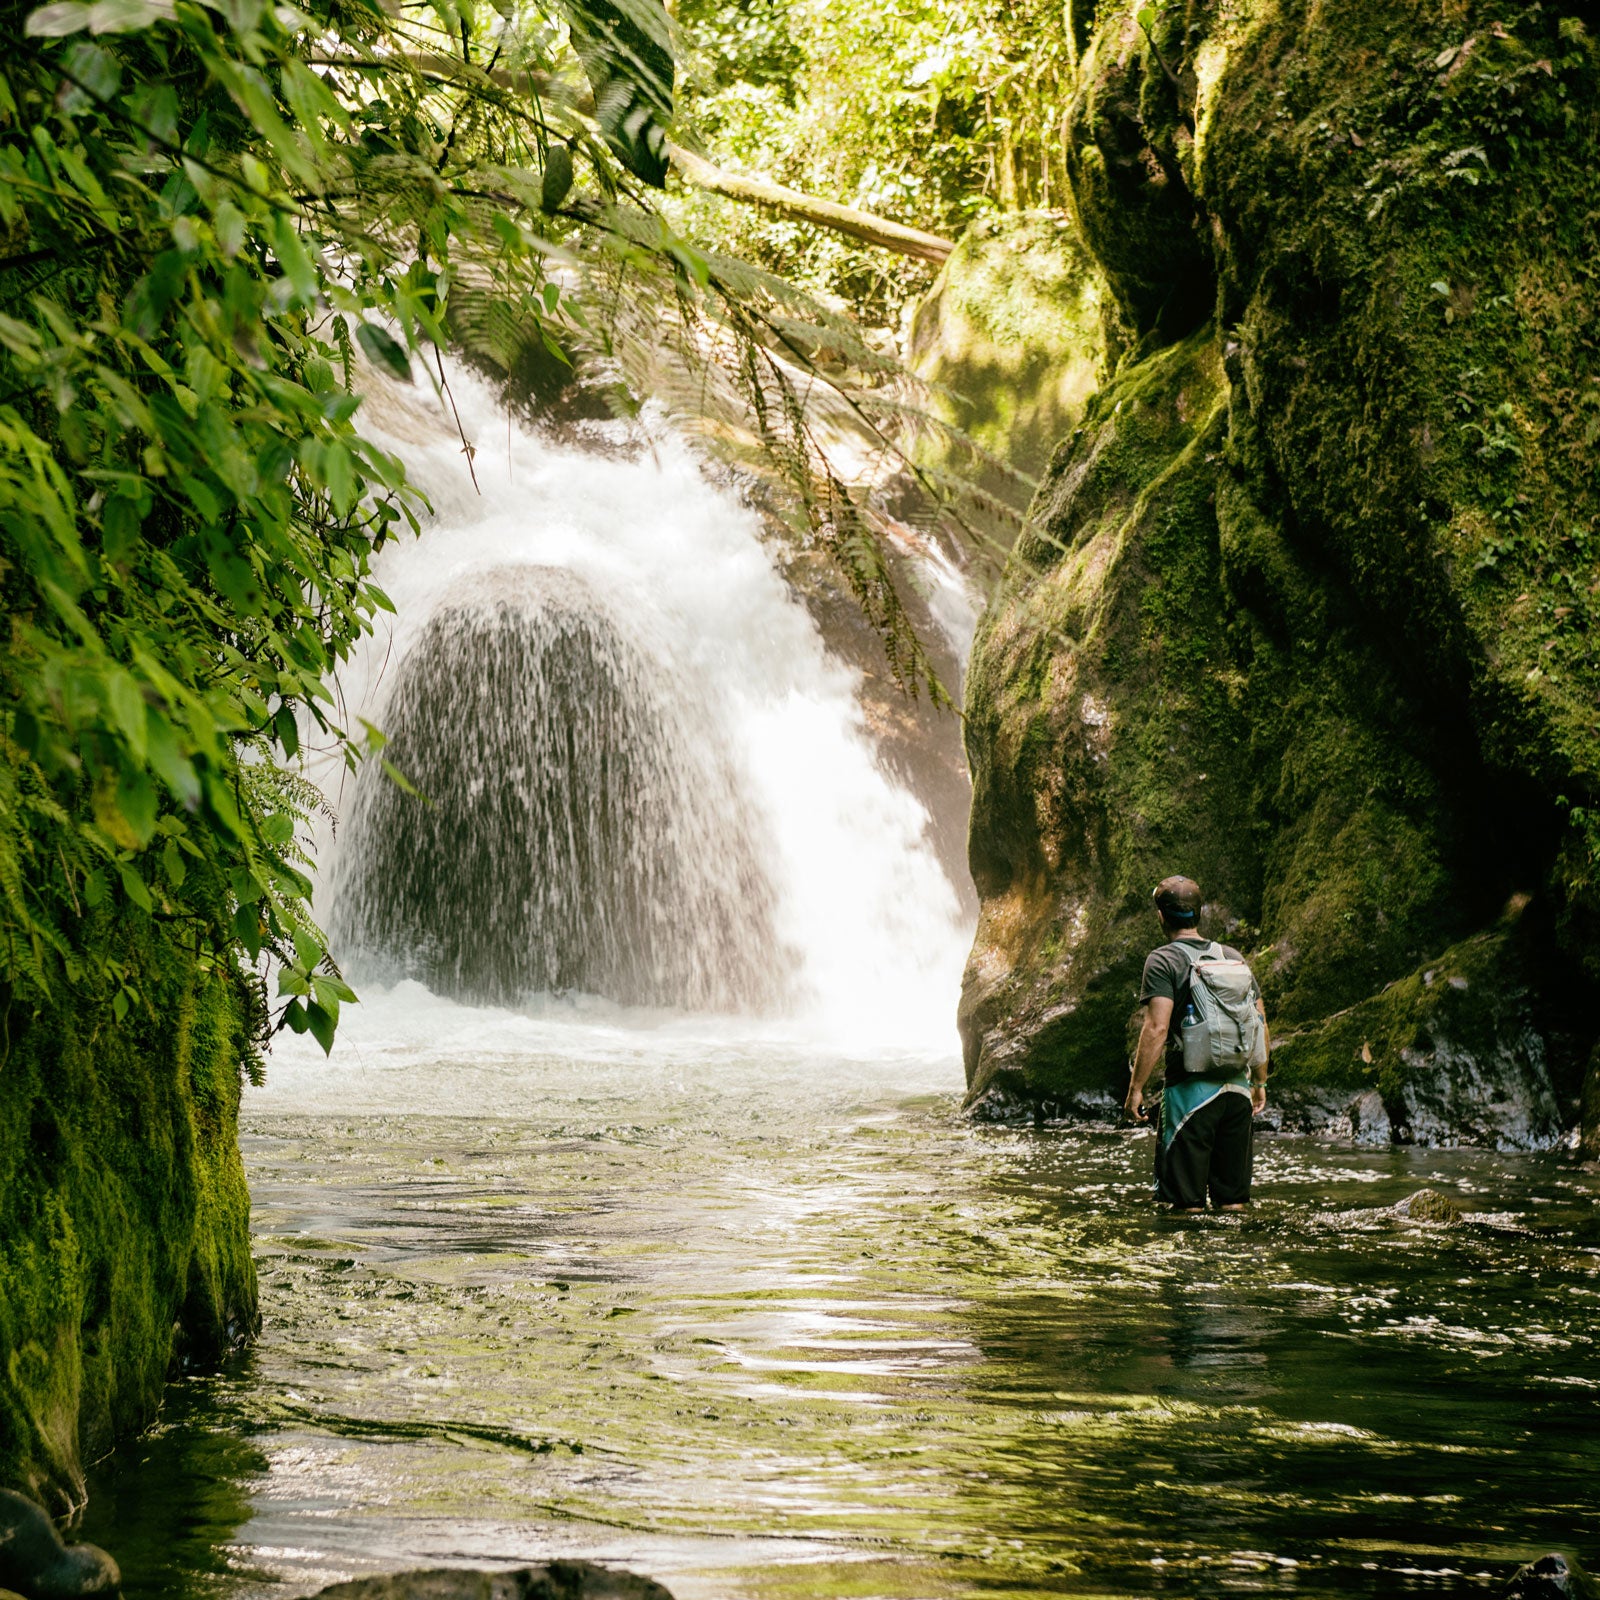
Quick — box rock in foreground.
[1504,1553,1597,1600]
[0,1489,120,1599]
[1396,1189,1466,1225]
[313,1562,675,1600]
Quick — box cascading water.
[315,360,972,1047]
[329,565,783,1011]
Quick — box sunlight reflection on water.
[84,1003,1600,1600]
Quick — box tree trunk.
[665,143,955,265]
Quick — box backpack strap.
[1171,939,1219,1019]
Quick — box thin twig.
[434,344,480,494]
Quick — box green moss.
[1270,925,1542,1102]
[1197,0,1600,971]
[961,329,1248,1102]
[907,212,1108,503]
[1064,4,1214,341]
[959,0,1599,1130]
[0,911,258,1508]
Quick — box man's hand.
[1251,1081,1267,1115]
[1127,997,1170,1125]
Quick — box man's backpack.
[1176,942,1267,1078]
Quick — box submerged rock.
[312,1561,675,1600]
[1396,1189,1466,1225]
[0,1490,120,1599]
[1504,1553,1597,1600]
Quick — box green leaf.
[271,213,319,307]
[262,810,295,846]
[107,671,148,760]
[87,0,176,32]
[102,494,142,563]
[146,710,201,809]
[313,971,357,1005]
[322,441,356,515]
[381,758,420,797]
[557,0,675,187]
[25,2,92,35]
[309,974,341,1024]
[305,999,337,1054]
[292,924,322,970]
[356,322,412,383]
[118,861,153,912]
[274,702,300,759]
[234,903,264,959]
[116,771,159,846]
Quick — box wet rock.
[1396,1189,1465,1225]
[1349,1090,1393,1149]
[0,1490,120,1599]
[311,1561,675,1600]
[957,0,1600,1150]
[1503,1552,1597,1600]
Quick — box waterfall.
[317,362,971,1049]
[330,565,783,1011]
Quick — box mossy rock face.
[961,330,1250,1106]
[960,0,1599,1139]
[0,913,258,1508]
[1268,926,1565,1150]
[906,212,1107,509]
[1197,0,1600,972]
[1063,4,1214,342]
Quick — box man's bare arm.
[1252,996,1270,1113]
[1125,997,1172,1121]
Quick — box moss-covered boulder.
[0,913,259,1509]
[960,0,1599,1142]
[906,212,1108,510]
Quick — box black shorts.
[1154,1083,1254,1208]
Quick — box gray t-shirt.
[1139,936,1248,1074]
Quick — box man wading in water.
[1123,876,1270,1211]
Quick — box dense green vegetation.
[0,0,959,1503]
[4,0,1598,1517]
[671,0,1082,322]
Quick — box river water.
[81,377,1600,1596]
[85,992,1600,1600]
